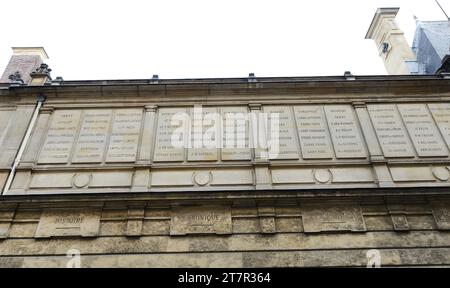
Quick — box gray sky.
[1,0,449,80]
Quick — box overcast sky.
[1,0,449,80]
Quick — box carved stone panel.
[0,110,13,150]
[294,105,334,159]
[324,105,366,158]
[72,110,112,163]
[0,109,14,167]
[170,206,232,235]
[260,217,276,234]
[390,214,410,231]
[367,104,415,158]
[428,103,450,150]
[126,208,145,237]
[188,107,219,161]
[35,209,101,238]
[153,108,186,162]
[432,206,450,230]
[0,106,34,167]
[302,205,366,232]
[105,109,143,162]
[221,107,251,160]
[389,166,435,182]
[263,106,299,160]
[38,110,82,164]
[0,210,14,239]
[0,222,11,239]
[398,104,448,157]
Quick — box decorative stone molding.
[72,173,92,188]
[192,171,212,186]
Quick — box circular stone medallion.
[314,169,332,183]
[432,167,450,181]
[193,171,212,186]
[72,173,92,188]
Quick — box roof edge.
[365,7,400,39]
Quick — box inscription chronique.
[170,207,232,235]
[184,213,220,224]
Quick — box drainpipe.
[2,94,46,194]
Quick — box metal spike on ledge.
[150,74,159,84]
[51,76,64,85]
[344,71,355,80]
[248,73,257,83]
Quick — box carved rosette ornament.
[192,171,212,186]
[432,167,450,181]
[72,173,92,188]
[314,169,332,184]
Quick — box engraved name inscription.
[221,107,251,160]
[72,110,112,163]
[264,106,299,160]
[398,104,448,157]
[429,103,450,151]
[367,104,415,158]
[324,105,366,158]
[38,110,82,164]
[188,107,219,161]
[106,109,143,162]
[294,106,334,159]
[153,108,186,162]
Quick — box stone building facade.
[366,7,450,75]
[1,46,450,267]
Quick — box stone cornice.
[2,75,450,104]
[1,186,450,205]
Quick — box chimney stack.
[0,47,49,85]
[365,8,416,75]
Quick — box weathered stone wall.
[0,193,450,267]
[1,76,450,267]
[0,87,35,191]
